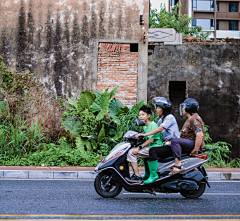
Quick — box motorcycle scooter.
[94,119,211,199]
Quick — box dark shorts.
[149,145,173,161]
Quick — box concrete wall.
[0,0,149,101]
[148,42,240,157]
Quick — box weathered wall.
[148,42,240,157]
[0,0,149,101]
[97,43,138,107]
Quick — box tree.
[149,3,210,39]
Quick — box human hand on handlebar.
[135,133,145,139]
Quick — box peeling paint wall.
[0,0,149,100]
[148,42,240,157]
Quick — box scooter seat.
[157,154,188,163]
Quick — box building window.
[192,19,214,30]
[192,0,215,11]
[169,81,186,108]
[217,2,219,11]
[216,20,219,30]
[171,0,179,7]
[229,2,239,12]
[192,18,197,26]
[192,0,197,10]
[210,19,214,29]
[229,21,239,30]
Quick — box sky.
[150,0,168,11]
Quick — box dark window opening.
[130,44,138,52]
[210,19,215,30]
[229,20,239,30]
[216,20,219,30]
[217,2,219,11]
[229,2,239,12]
[210,1,215,11]
[210,19,214,28]
[169,81,186,108]
[171,0,179,7]
[148,45,155,56]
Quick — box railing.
[216,30,240,39]
[200,30,240,39]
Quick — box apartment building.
[169,0,240,38]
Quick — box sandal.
[169,165,185,176]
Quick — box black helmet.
[153,97,172,116]
[180,98,199,116]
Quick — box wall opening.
[130,44,138,52]
[169,81,186,108]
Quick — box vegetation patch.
[0,56,239,167]
[150,3,211,39]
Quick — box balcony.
[193,11,214,18]
[200,30,240,39]
[217,12,240,19]
[216,30,240,38]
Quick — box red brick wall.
[97,43,138,107]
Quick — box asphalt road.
[0,180,240,219]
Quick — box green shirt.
[143,121,163,148]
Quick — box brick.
[97,43,137,107]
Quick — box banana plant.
[62,87,121,151]
[62,86,147,153]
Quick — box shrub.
[204,125,240,167]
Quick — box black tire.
[180,182,206,199]
[94,171,122,198]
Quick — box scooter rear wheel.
[94,171,122,198]
[180,182,206,199]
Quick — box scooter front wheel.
[94,171,122,198]
[180,182,206,199]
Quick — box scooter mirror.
[139,120,145,126]
[134,119,140,127]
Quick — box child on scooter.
[126,105,163,183]
[135,97,180,184]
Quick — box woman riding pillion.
[135,97,180,184]
[169,98,205,175]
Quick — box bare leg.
[169,157,185,175]
[131,162,141,177]
[174,158,181,167]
